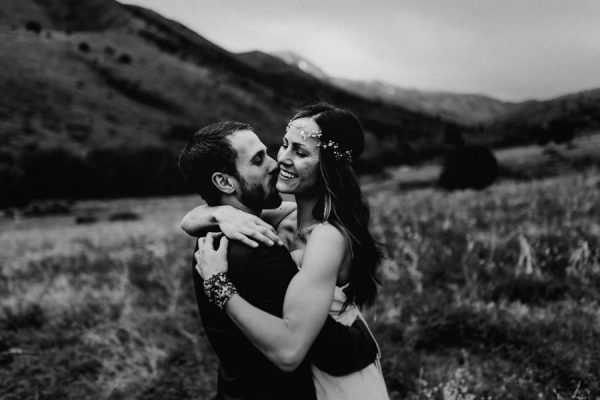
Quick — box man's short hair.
[178,121,251,205]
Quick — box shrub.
[75,215,99,225]
[547,117,576,144]
[0,304,45,330]
[25,21,42,34]
[108,211,140,222]
[78,42,90,53]
[0,151,24,207]
[118,53,132,64]
[103,45,116,57]
[490,276,568,304]
[438,146,498,190]
[22,200,73,217]
[19,147,91,200]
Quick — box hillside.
[330,78,518,125]
[273,51,600,132]
[0,0,452,206]
[489,89,600,143]
[272,51,517,125]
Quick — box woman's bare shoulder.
[309,222,346,247]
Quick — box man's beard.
[238,175,282,212]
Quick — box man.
[178,122,377,400]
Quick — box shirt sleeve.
[309,316,379,376]
[233,244,297,318]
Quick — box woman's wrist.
[203,272,238,309]
[212,205,231,225]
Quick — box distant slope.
[271,51,517,125]
[272,51,600,140]
[0,0,455,205]
[495,89,600,128]
[271,50,329,80]
[0,0,131,31]
[330,78,518,125]
[0,0,452,152]
[481,89,600,146]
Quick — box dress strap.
[356,310,383,375]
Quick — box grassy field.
[1,168,599,399]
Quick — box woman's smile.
[279,168,298,180]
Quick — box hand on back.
[215,206,283,248]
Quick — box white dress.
[311,284,390,400]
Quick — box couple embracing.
[178,103,390,400]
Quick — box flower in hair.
[286,122,353,162]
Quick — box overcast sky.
[121,0,600,101]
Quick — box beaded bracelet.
[203,272,238,310]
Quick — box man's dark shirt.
[193,240,378,400]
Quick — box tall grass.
[1,170,599,399]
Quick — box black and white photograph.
[1,1,600,399]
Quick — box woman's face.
[276,117,321,195]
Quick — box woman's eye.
[296,152,307,158]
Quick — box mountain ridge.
[270,51,600,129]
[0,0,454,205]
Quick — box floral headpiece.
[286,121,353,162]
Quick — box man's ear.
[211,172,236,195]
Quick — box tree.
[547,118,576,144]
[78,42,91,53]
[25,21,42,34]
[438,146,498,190]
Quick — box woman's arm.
[197,224,347,371]
[180,204,285,247]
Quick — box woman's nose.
[277,146,291,164]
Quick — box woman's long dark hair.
[290,103,382,309]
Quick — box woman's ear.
[211,172,236,195]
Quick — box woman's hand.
[195,233,229,280]
[214,206,283,248]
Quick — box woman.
[186,103,389,399]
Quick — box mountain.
[271,51,517,125]
[0,0,131,31]
[329,78,518,126]
[271,51,329,80]
[484,88,600,146]
[0,0,452,205]
[272,51,600,140]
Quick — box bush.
[438,146,498,190]
[0,151,24,207]
[118,53,132,64]
[490,276,568,304]
[75,215,98,225]
[20,147,91,200]
[25,21,42,34]
[0,145,191,207]
[547,117,576,144]
[22,200,73,217]
[103,45,115,57]
[78,42,90,53]
[108,211,140,222]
